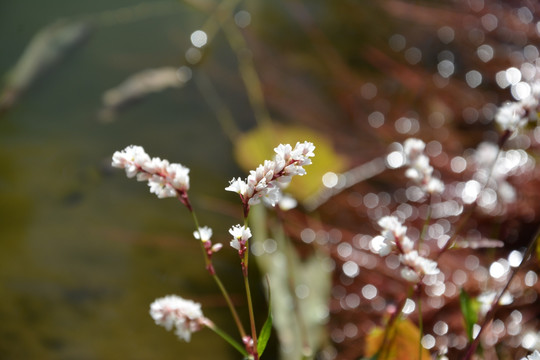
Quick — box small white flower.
[225,177,249,195]
[229,224,252,250]
[167,163,190,191]
[148,175,176,198]
[149,295,206,342]
[370,235,393,257]
[193,226,213,242]
[112,145,150,178]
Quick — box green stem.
[242,216,259,359]
[244,272,259,359]
[206,320,249,357]
[189,209,247,338]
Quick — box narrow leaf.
[459,288,478,342]
[257,278,273,356]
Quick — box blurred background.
[1,0,540,359]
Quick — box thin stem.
[437,141,505,258]
[244,273,259,359]
[205,320,249,357]
[242,216,259,359]
[462,224,540,360]
[189,207,247,338]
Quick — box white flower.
[400,250,440,277]
[225,177,249,195]
[370,235,393,257]
[495,102,526,133]
[112,145,150,178]
[226,142,315,210]
[277,194,298,211]
[401,138,444,195]
[403,138,425,159]
[112,145,191,200]
[193,226,213,242]
[495,78,540,135]
[166,163,190,192]
[148,175,176,198]
[229,225,252,250]
[149,295,206,342]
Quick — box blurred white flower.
[402,138,444,195]
[149,295,206,342]
[193,226,213,242]
[495,79,540,134]
[400,250,440,278]
[372,215,440,282]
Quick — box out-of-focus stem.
[377,286,414,359]
[437,140,506,257]
[462,224,540,360]
[193,70,241,142]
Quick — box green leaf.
[459,288,478,342]
[257,279,273,356]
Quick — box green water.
[0,1,256,358]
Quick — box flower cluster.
[495,80,540,134]
[112,145,190,200]
[402,138,444,195]
[225,142,315,215]
[463,142,535,214]
[371,215,440,282]
[149,295,207,342]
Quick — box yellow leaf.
[365,318,430,360]
[233,123,348,201]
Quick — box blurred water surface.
[0,1,251,359]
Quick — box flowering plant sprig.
[371,215,440,282]
[112,141,315,360]
[402,138,444,195]
[112,145,191,208]
[226,141,315,218]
